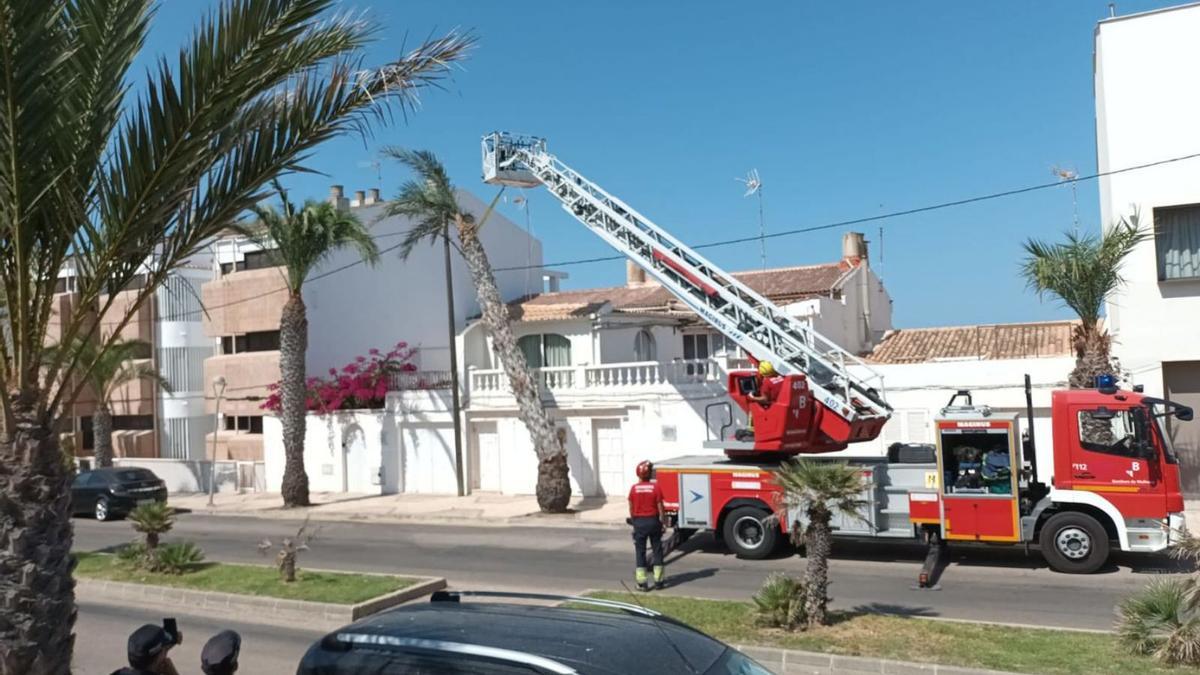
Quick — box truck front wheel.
[1038,511,1110,574]
[722,506,777,559]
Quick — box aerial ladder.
[482,132,891,456]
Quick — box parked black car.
[71,467,168,521]
[297,591,772,675]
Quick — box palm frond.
[382,147,463,259]
[250,194,380,292]
[771,459,866,521]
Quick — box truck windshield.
[1147,405,1180,465]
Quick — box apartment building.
[1095,2,1200,493]
[53,259,214,461]
[203,185,546,461]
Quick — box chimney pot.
[626,260,647,286]
[353,190,366,207]
[330,185,344,200]
[368,188,381,204]
[842,231,868,265]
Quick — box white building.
[460,233,893,497]
[1095,2,1200,493]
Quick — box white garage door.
[594,420,625,497]
[473,423,501,492]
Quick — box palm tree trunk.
[455,218,571,512]
[0,397,76,674]
[1069,322,1115,389]
[804,506,833,628]
[279,293,310,508]
[92,405,113,468]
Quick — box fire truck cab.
[657,380,1191,575]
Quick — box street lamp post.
[209,375,227,506]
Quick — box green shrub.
[129,502,174,551]
[1118,578,1200,665]
[147,542,205,575]
[115,541,146,564]
[752,573,806,631]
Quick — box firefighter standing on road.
[628,460,666,591]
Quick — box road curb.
[175,505,628,530]
[733,645,1028,675]
[75,575,446,630]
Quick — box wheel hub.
[1055,526,1091,560]
[734,516,764,549]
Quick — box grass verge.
[584,591,1191,675]
[75,552,412,605]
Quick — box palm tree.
[772,459,865,628]
[50,337,172,467]
[383,149,572,512]
[1021,215,1148,388]
[0,1,470,670]
[242,187,380,507]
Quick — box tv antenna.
[1052,166,1080,234]
[358,159,382,190]
[735,169,766,270]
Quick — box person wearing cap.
[627,460,666,591]
[201,629,242,675]
[111,624,180,675]
[748,360,783,410]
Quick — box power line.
[492,150,1200,273]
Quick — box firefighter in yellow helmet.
[746,361,782,431]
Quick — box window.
[634,329,656,361]
[517,334,571,368]
[220,330,280,354]
[683,333,710,375]
[112,415,154,431]
[1155,204,1200,281]
[1077,408,1142,457]
[224,415,264,434]
[242,250,278,271]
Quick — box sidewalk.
[167,490,630,528]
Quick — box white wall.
[111,457,243,495]
[263,390,459,495]
[304,190,543,375]
[1096,5,1200,395]
[843,356,1075,483]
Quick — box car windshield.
[111,469,155,483]
[703,648,773,675]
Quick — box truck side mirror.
[1176,406,1194,422]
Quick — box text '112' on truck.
[482,132,1193,577]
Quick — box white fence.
[469,358,729,396]
[100,457,266,494]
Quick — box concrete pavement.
[73,511,1187,631]
[75,599,322,674]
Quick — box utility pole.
[209,376,226,506]
[443,234,466,496]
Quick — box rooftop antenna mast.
[736,169,765,270]
[358,159,382,190]
[1052,166,1080,235]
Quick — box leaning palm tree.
[1021,215,1148,388]
[772,459,865,628]
[0,1,470,670]
[241,187,379,507]
[383,149,572,512]
[49,337,172,467]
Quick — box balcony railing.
[468,359,731,397]
[387,370,454,391]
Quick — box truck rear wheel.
[722,506,777,559]
[1039,511,1110,574]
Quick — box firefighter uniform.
[628,471,665,590]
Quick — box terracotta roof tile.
[867,320,1079,364]
[509,262,850,320]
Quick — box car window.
[1077,409,1141,457]
[113,469,154,482]
[85,472,109,487]
[703,648,773,675]
[302,649,542,674]
[71,472,90,488]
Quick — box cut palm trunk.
[803,507,833,628]
[456,217,570,512]
[279,294,310,507]
[0,401,76,674]
[92,406,113,468]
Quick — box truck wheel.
[722,506,777,560]
[1039,511,1110,574]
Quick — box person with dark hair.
[111,624,180,675]
[201,630,242,675]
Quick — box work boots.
[634,567,649,591]
[653,565,665,590]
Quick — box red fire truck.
[482,132,1191,576]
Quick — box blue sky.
[142,0,1187,328]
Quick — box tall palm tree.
[0,1,470,670]
[242,186,379,507]
[772,459,865,628]
[1021,215,1148,388]
[50,337,172,467]
[383,149,572,512]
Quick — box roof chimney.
[329,185,349,212]
[626,260,648,287]
[367,188,381,205]
[351,190,366,208]
[842,231,868,267]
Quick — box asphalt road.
[75,599,322,674]
[74,512,1188,631]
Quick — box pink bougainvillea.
[261,341,419,414]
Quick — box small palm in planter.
[259,519,322,582]
[129,502,175,552]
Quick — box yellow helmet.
[758,361,776,377]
